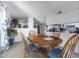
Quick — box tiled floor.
[0,42,24,58]
[0,42,47,58]
[0,42,79,58]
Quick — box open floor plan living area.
[0,1,79,58]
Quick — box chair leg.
[23,48,28,58]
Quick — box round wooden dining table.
[31,35,63,51]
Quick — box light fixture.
[57,11,62,14]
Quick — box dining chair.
[28,30,38,46]
[20,32,38,57]
[53,32,60,38]
[48,34,79,58]
[28,30,36,41]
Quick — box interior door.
[37,25,40,34]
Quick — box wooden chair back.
[53,32,60,38]
[29,30,36,40]
[61,34,79,58]
[20,32,28,49]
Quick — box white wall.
[14,16,37,42]
[28,16,34,29]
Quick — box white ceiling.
[3,1,79,24]
[3,1,27,17]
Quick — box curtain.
[0,2,9,51]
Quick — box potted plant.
[7,27,17,45]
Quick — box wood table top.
[31,35,63,47]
